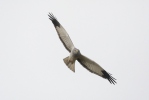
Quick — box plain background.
[0,0,149,100]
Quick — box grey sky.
[0,0,149,100]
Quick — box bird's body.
[48,13,117,84]
[69,48,81,63]
[64,47,80,72]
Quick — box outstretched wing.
[48,13,74,52]
[77,54,116,84]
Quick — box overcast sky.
[0,0,149,100]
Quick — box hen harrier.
[48,13,116,84]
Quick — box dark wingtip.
[102,70,117,85]
[48,13,60,27]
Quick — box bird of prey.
[48,13,116,84]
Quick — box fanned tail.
[63,56,75,72]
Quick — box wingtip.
[48,13,60,27]
[102,70,117,85]
[48,13,54,20]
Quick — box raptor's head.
[73,48,81,57]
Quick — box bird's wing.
[77,54,116,84]
[48,13,74,52]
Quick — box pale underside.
[48,13,117,84]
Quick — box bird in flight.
[48,13,116,84]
